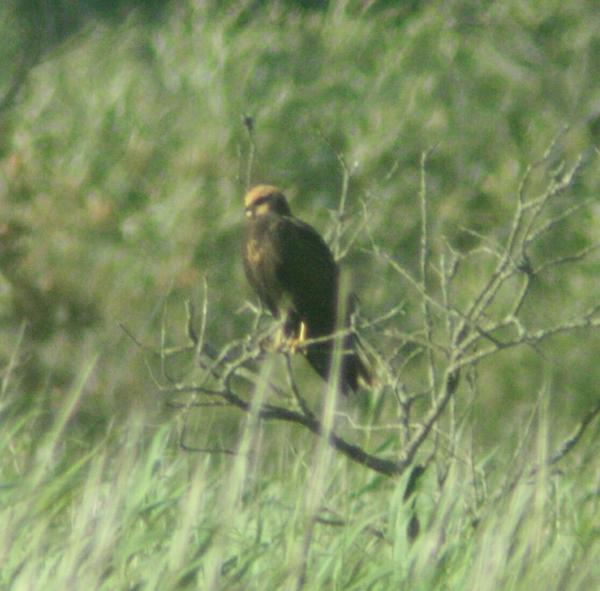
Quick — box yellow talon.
[288,321,307,353]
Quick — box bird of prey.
[242,184,371,394]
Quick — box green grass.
[2,374,598,589]
[1,1,599,589]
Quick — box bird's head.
[244,185,292,219]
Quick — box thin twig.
[419,149,437,395]
[534,243,600,274]
[243,114,256,190]
[549,399,600,465]
[285,354,315,419]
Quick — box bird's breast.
[245,238,264,265]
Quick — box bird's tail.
[304,333,375,396]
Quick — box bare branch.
[139,136,598,484]
[549,399,600,465]
[534,242,600,274]
[223,386,402,476]
[396,368,461,473]
[377,250,451,319]
[313,127,355,260]
[454,307,600,370]
[525,197,595,248]
[180,440,237,455]
[166,400,230,409]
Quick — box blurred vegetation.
[2,0,598,428]
[1,0,599,588]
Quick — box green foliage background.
[1,1,599,589]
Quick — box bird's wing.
[273,216,339,335]
[242,219,281,317]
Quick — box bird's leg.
[274,310,307,353]
[287,320,308,353]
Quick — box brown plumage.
[242,184,371,394]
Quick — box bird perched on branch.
[242,184,372,394]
